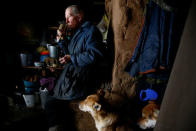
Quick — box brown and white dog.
[138,101,160,130]
[79,90,133,131]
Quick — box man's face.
[65,8,81,29]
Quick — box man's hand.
[57,29,63,36]
[59,55,71,64]
[56,29,65,42]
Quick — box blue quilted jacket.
[54,21,104,100]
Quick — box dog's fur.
[138,101,160,129]
[79,90,133,131]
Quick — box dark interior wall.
[11,0,104,24]
[155,1,196,130]
[10,0,105,44]
[6,0,104,41]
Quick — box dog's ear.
[97,89,105,97]
[93,102,101,111]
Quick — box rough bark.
[105,0,146,100]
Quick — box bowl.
[34,62,42,67]
[25,87,35,93]
[23,80,37,88]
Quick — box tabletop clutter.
[20,43,61,68]
[36,44,60,67]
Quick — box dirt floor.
[1,95,96,131]
[1,94,149,131]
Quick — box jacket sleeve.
[71,27,103,67]
[57,40,69,55]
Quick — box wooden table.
[22,66,64,77]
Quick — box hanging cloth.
[125,0,175,77]
[97,13,110,43]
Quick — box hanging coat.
[53,21,104,100]
[125,1,175,77]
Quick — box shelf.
[23,66,64,70]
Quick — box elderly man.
[45,5,104,131]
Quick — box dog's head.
[79,94,102,113]
[79,89,105,114]
[79,90,123,131]
[138,101,160,129]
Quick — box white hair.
[66,5,84,18]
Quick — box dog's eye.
[94,105,99,109]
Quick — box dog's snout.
[78,101,84,110]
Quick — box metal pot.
[48,45,58,58]
[20,53,33,66]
